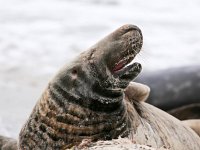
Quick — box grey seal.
[0,25,199,150]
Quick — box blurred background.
[0,0,200,138]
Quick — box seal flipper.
[0,135,17,150]
[124,82,150,102]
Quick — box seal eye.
[71,69,78,79]
[72,69,77,75]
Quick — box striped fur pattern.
[19,83,130,149]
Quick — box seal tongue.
[112,60,128,72]
[113,62,142,83]
[113,62,134,77]
[112,55,134,73]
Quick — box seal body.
[0,25,200,149]
[18,25,200,149]
[125,101,200,149]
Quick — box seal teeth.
[115,53,135,67]
[113,53,136,73]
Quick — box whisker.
[135,49,151,65]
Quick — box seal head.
[51,24,143,112]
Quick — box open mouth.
[112,54,141,79]
[111,26,142,77]
[89,24,143,104]
[112,53,136,73]
[110,32,142,88]
[96,24,143,91]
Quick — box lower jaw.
[113,62,141,78]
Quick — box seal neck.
[50,81,124,113]
[19,85,129,149]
